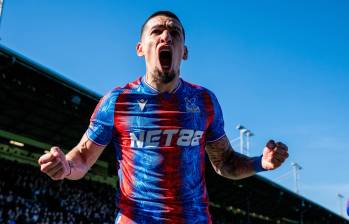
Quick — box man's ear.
[136,42,144,57]
[183,46,188,60]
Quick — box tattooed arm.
[205,135,256,180]
[38,134,105,180]
[205,135,289,180]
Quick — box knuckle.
[41,165,50,172]
[52,158,60,164]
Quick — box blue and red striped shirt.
[86,77,225,223]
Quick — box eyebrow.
[150,24,182,32]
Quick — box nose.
[160,30,172,44]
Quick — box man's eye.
[152,29,162,35]
[170,30,180,37]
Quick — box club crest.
[185,97,200,113]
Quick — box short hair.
[140,10,185,40]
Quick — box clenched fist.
[38,146,71,180]
[261,140,289,170]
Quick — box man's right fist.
[38,146,71,180]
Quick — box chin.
[153,67,177,84]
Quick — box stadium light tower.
[0,0,4,39]
[245,130,254,156]
[291,162,302,194]
[337,193,344,217]
[235,124,254,155]
[236,124,247,154]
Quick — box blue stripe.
[179,83,210,223]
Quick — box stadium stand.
[1,43,348,223]
[0,158,114,224]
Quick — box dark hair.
[140,10,185,40]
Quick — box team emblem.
[185,97,200,112]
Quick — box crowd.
[0,158,234,224]
[0,158,115,224]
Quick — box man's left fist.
[261,140,289,170]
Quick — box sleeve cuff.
[85,130,109,147]
[206,133,226,143]
[252,155,267,173]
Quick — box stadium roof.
[0,44,348,223]
[0,44,100,148]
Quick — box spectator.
[0,158,115,223]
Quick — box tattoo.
[80,140,88,152]
[205,135,255,179]
[67,160,73,176]
[78,140,90,165]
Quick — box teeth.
[160,49,170,53]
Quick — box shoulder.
[181,79,215,95]
[102,77,142,102]
[182,79,218,103]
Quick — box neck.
[145,72,180,93]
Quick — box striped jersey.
[86,76,225,224]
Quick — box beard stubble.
[152,66,177,84]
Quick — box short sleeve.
[205,91,226,142]
[86,92,116,146]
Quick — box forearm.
[65,146,91,180]
[206,135,261,180]
[65,135,104,180]
[218,150,257,180]
[39,134,105,181]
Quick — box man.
[38,11,289,223]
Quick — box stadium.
[1,42,349,224]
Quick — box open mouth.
[159,48,172,70]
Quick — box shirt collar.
[141,76,183,94]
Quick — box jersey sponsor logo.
[137,99,147,111]
[185,97,200,112]
[129,129,204,147]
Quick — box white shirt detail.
[138,99,147,111]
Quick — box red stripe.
[114,88,135,219]
[114,78,141,220]
[117,213,136,224]
[156,94,184,223]
[90,86,122,121]
[126,77,142,89]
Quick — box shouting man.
[38,11,289,224]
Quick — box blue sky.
[1,0,348,217]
